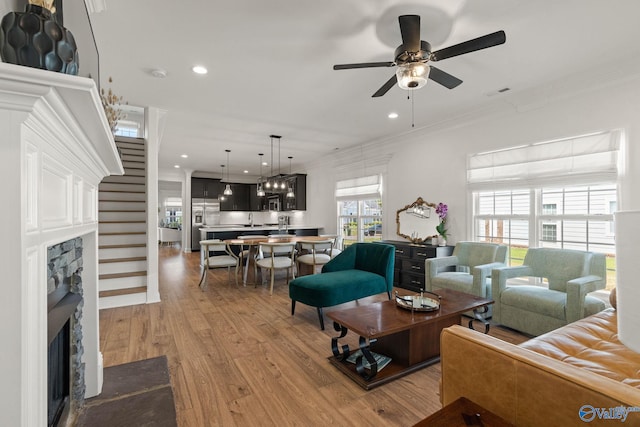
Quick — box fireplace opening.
[48,320,70,427]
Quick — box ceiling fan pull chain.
[411,90,415,128]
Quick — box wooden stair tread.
[99,243,147,249]
[99,271,147,280]
[99,199,146,203]
[99,220,146,224]
[99,256,147,264]
[99,231,146,236]
[98,189,146,194]
[99,286,147,298]
[100,209,146,213]
[99,182,146,186]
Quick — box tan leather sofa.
[440,309,640,426]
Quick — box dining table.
[223,235,332,285]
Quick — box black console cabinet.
[383,240,454,292]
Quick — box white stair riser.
[99,233,147,246]
[99,275,147,291]
[99,260,147,275]
[99,201,147,211]
[99,246,147,259]
[99,293,147,310]
[102,175,145,184]
[99,211,147,221]
[99,222,147,233]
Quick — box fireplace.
[47,238,85,426]
[0,63,123,426]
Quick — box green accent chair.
[425,242,508,318]
[492,248,606,336]
[289,242,395,330]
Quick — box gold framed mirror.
[396,197,440,244]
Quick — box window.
[541,224,557,241]
[469,131,621,289]
[114,105,145,138]
[336,175,382,247]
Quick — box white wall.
[307,72,640,244]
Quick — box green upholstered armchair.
[289,242,395,329]
[491,248,606,336]
[425,242,507,318]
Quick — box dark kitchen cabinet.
[281,174,306,211]
[191,178,222,198]
[248,184,265,211]
[220,183,250,211]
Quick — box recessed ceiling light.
[174,165,180,168]
[180,154,188,158]
[192,65,208,75]
[243,170,249,174]
[262,162,268,166]
[388,112,399,119]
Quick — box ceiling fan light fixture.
[396,63,430,90]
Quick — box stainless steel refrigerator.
[191,198,220,250]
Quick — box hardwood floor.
[99,246,528,427]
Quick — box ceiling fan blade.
[372,75,398,98]
[399,15,421,53]
[333,62,394,70]
[431,30,506,62]
[428,66,463,89]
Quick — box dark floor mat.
[76,355,177,427]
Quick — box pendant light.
[286,156,295,198]
[265,136,275,189]
[219,164,227,201]
[278,138,286,190]
[223,149,232,196]
[257,153,266,197]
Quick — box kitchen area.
[189,175,320,251]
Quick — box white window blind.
[467,131,621,190]
[335,175,381,200]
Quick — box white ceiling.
[88,0,640,179]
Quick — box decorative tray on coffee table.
[395,291,441,312]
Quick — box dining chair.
[199,239,239,289]
[237,235,268,265]
[255,242,296,295]
[296,239,334,275]
[235,235,268,285]
[319,234,343,258]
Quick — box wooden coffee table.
[327,288,493,390]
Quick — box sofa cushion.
[289,269,387,308]
[521,309,640,388]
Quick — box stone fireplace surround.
[47,238,85,425]
[0,63,123,426]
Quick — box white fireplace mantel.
[0,62,123,427]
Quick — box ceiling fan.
[333,15,506,97]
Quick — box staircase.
[98,137,149,308]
